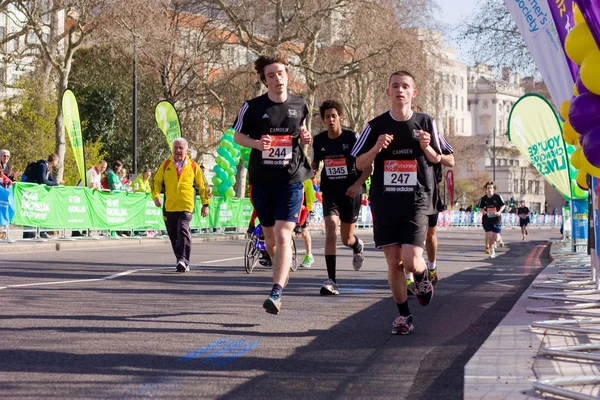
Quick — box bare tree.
[458,0,536,75]
[0,0,110,181]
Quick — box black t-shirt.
[232,93,313,187]
[478,194,505,225]
[312,129,362,194]
[433,133,454,184]
[351,111,441,217]
[517,206,530,219]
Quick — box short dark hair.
[112,160,123,170]
[319,100,344,120]
[48,154,59,162]
[484,181,495,190]
[254,52,289,84]
[388,70,416,86]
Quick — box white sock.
[405,272,414,280]
[427,261,436,270]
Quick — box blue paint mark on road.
[201,340,248,363]
[343,286,369,294]
[176,338,231,362]
[215,341,261,366]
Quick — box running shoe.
[300,254,314,268]
[320,279,340,295]
[352,238,365,271]
[259,251,272,267]
[176,260,189,273]
[428,268,438,288]
[489,248,496,259]
[391,315,414,335]
[263,293,281,314]
[406,277,416,296]
[485,247,490,254]
[498,239,504,248]
[415,270,434,306]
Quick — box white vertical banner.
[504,0,575,107]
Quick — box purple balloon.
[568,92,600,135]
[576,74,590,95]
[581,126,600,168]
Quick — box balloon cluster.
[212,128,242,198]
[562,5,600,192]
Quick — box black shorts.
[428,213,439,228]
[519,217,529,227]
[322,191,361,224]
[251,182,304,228]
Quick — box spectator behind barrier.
[23,154,63,186]
[0,149,20,181]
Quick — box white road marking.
[486,277,523,288]
[105,270,138,279]
[200,256,244,264]
[479,302,495,309]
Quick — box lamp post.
[132,35,138,176]
[493,128,496,182]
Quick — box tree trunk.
[54,70,68,183]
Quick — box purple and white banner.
[504,0,575,107]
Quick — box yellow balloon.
[574,6,585,25]
[581,155,600,178]
[573,83,579,96]
[580,50,600,95]
[565,23,598,65]
[563,121,579,145]
[571,146,584,169]
[576,169,588,189]
[559,100,570,120]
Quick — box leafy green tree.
[69,46,171,174]
[0,75,104,185]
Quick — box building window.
[447,95,452,108]
[534,181,540,195]
[461,97,464,111]
[483,100,488,109]
[461,118,464,133]
[455,95,458,109]
[528,180,533,194]
[520,180,526,193]
[515,160,519,166]
[460,76,464,88]
[514,179,519,194]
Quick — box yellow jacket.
[152,156,209,213]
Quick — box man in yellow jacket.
[153,138,210,272]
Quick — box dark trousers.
[164,211,193,265]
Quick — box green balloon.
[216,156,230,169]
[218,182,229,193]
[222,140,234,152]
[225,187,235,198]
[231,148,241,158]
[230,175,236,185]
[211,176,222,186]
[243,161,249,169]
[226,167,235,176]
[225,128,234,136]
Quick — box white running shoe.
[320,279,339,295]
[352,238,365,271]
[489,248,496,259]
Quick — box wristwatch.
[202,203,209,207]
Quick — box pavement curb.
[0,229,328,254]
[463,241,566,400]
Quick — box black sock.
[325,255,336,282]
[351,235,362,253]
[396,301,411,317]
[271,284,283,297]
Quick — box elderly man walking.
[153,138,210,272]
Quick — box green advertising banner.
[62,90,86,186]
[508,94,572,199]
[11,183,250,230]
[155,100,181,152]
